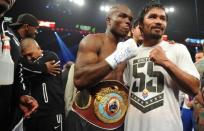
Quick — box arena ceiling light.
[69,0,85,6]
[100,5,111,12]
[165,7,175,13]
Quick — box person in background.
[0,1,39,131]
[180,92,194,131]
[8,13,60,75]
[20,38,65,131]
[193,49,204,131]
[195,50,204,64]
[131,19,143,46]
[9,13,39,40]
[8,13,60,76]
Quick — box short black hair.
[106,4,131,19]
[132,18,139,28]
[196,50,204,54]
[137,2,168,24]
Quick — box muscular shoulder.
[78,33,106,52]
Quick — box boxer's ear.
[106,17,111,26]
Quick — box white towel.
[64,64,77,116]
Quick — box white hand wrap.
[105,38,138,69]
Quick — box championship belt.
[72,80,128,130]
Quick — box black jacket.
[21,51,65,117]
[0,20,27,131]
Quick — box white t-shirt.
[123,41,200,131]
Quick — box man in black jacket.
[0,0,39,131]
[20,38,65,131]
[9,13,39,40]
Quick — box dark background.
[5,0,204,62]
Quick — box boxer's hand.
[149,46,169,66]
[105,38,138,69]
